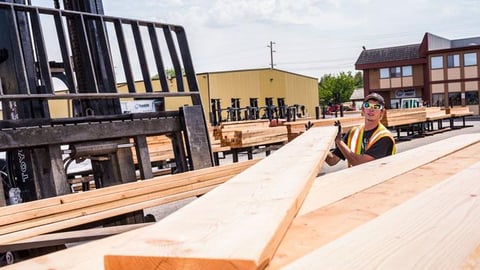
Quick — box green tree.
[151,68,178,80]
[353,71,363,88]
[318,71,361,106]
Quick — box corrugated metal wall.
[200,68,318,122]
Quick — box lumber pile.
[208,125,230,154]
[447,106,474,118]
[0,159,259,246]
[130,130,229,166]
[213,119,287,149]
[278,137,480,269]
[230,126,288,148]
[130,135,174,164]
[101,126,336,270]
[425,106,450,121]
[283,116,363,141]
[424,106,451,134]
[3,126,336,270]
[5,133,480,270]
[213,119,271,146]
[381,107,427,127]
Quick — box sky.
[31,0,480,81]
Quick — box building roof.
[197,67,318,81]
[356,33,480,69]
[350,87,365,100]
[355,44,421,66]
[426,32,480,51]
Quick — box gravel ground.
[146,116,480,221]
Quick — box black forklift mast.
[0,0,213,207]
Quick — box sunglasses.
[363,102,383,110]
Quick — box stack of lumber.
[68,175,95,192]
[213,119,271,146]
[0,159,259,247]
[276,134,480,269]
[208,125,230,154]
[447,106,474,118]
[283,116,363,141]
[130,131,228,166]
[4,126,337,270]
[381,107,427,127]
[6,133,480,270]
[230,125,288,148]
[424,106,451,134]
[130,135,174,164]
[425,106,450,121]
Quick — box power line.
[267,41,276,69]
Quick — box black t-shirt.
[332,126,394,160]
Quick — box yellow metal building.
[117,68,319,124]
[197,68,319,123]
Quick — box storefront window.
[466,91,479,105]
[432,93,445,107]
[448,92,462,106]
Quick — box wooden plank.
[215,120,271,145]
[283,116,363,141]
[230,126,288,148]
[425,106,450,121]
[131,135,174,164]
[0,159,259,244]
[0,180,219,244]
[298,133,480,215]
[102,126,336,270]
[0,223,152,253]
[271,141,480,268]
[283,160,480,270]
[218,119,270,131]
[0,159,256,221]
[447,106,474,117]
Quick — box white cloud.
[25,0,480,78]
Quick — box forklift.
[0,0,213,265]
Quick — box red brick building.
[355,32,480,114]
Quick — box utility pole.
[267,41,276,69]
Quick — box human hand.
[334,120,342,141]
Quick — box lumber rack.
[0,5,215,265]
[448,113,475,129]
[0,0,214,204]
[390,122,426,141]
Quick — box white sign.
[395,89,415,98]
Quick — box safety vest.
[346,123,396,157]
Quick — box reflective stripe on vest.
[347,124,396,155]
